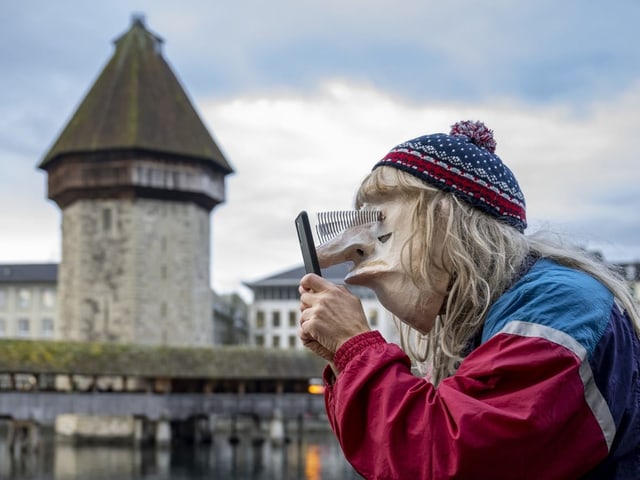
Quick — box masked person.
[298,120,640,479]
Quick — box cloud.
[202,79,640,297]
[76,0,639,104]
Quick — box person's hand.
[298,273,371,361]
[299,328,335,363]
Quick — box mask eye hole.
[378,233,392,244]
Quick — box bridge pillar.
[6,419,39,455]
[155,419,171,448]
[134,417,143,446]
[229,415,240,445]
[193,416,211,444]
[133,417,156,447]
[269,409,286,446]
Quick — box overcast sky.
[1,1,639,300]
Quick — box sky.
[1,1,639,301]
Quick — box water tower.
[38,17,233,345]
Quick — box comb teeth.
[316,210,382,245]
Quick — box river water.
[0,429,362,479]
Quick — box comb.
[316,210,382,245]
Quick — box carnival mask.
[317,196,445,334]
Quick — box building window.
[0,288,5,309]
[42,288,56,309]
[272,335,281,348]
[288,311,297,327]
[272,311,280,328]
[41,318,54,338]
[255,335,264,346]
[0,318,5,337]
[17,318,30,338]
[256,310,265,328]
[18,289,31,310]
[288,335,297,348]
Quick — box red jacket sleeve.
[323,330,609,479]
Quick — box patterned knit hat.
[373,120,527,232]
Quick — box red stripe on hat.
[379,151,526,224]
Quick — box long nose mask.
[310,210,383,268]
[317,224,380,268]
[316,213,399,286]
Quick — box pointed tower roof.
[39,16,233,173]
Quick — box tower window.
[102,208,112,232]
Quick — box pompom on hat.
[373,120,527,233]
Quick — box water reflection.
[0,429,361,479]
[304,445,321,480]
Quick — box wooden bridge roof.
[0,339,326,380]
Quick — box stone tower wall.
[57,198,212,346]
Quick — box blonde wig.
[357,166,640,385]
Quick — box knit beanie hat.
[373,120,527,233]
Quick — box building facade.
[0,264,58,340]
[0,263,249,346]
[245,263,400,350]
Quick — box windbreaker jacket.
[323,259,640,479]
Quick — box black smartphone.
[295,211,322,275]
